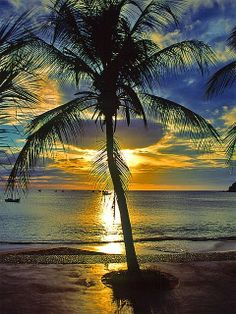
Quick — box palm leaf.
[224,123,236,164]
[92,139,130,191]
[43,1,102,71]
[6,96,96,194]
[22,35,98,85]
[119,84,147,126]
[206,61,236,97]
[227,26,236,53]
[142,93,219,147]
[0,11,34,64]
[5,0,218,194]
[140,40,216,85]
[27,91,96,133]
[131,0,183,35]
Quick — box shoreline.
[0,246,236,264]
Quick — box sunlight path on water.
[96,192,124,255]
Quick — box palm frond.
[119,84,147,126]
[0,67,38,106]
[206,61,236,98]
[0,13,41,151]
[140,40,216,84]
[0,11,34,63]
[131,0,184,35]
[22,35,98,86]
[142,93,219,147]
[224,123,236,164]
[227,26,236,53]
[5,0,219,194]
[0,11,31,45]
[92,139,130,191]
[112,37,160,89]
[6,96,95,194]
[43,0,102,71]
[27,92,96,134]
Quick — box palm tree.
[0,14,40,191]
[7,0,219,273]
[0,13,38,142]
[206,26,236,163]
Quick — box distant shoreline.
[0,189,233,192]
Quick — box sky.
[0,0,236,191]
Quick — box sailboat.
[5,197,20,203]
[102,190,112,195]
[5,190,20,203]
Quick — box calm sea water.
[0,190,236,254]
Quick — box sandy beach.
[0,248,235,314]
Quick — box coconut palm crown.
[206,26,236,163]
[0,12,40,137]
[6,0,219,272]
[0,12,38,115]
[0,13,39,179]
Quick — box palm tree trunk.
[105,115,140,272]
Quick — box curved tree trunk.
[105,115,140,272]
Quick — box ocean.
[0,190,236,254]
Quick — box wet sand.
[0,249,236,313]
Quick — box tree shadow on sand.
[102,269,180,314]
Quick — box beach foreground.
[0,250,235,313]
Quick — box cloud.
[6,0,49,11]
[129,167,233,190]
[68,119,164,150]
[3,74,62,127]
[187,0,235,12]
[150,30,181,48]
[221,106,236,126]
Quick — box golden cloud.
[221,106,236,127]
[5,75,62,126]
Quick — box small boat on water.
[102,190,112,195]
[5,198,20,203]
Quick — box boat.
[102,190,112,195]
[5,198,20,203]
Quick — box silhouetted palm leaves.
[0,13,38,132]
[224,123,236,164]
[0,13,40,188]
[206,27,236,163]
[6,0,219,271]
[7,0,219,192]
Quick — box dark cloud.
[133,167,234,190]
[77,119,163,149]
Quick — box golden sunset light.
[1,1,236,314]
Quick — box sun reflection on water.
[96,192,124,255]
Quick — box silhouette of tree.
[7,0,219,272]
[206,26,236,163]
[0,13,38,123]
[0,14,39,184]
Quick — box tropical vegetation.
[206,26,236,163]
[6,0,219,272]
[0,13,38,179]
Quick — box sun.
[122,149,141,168]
